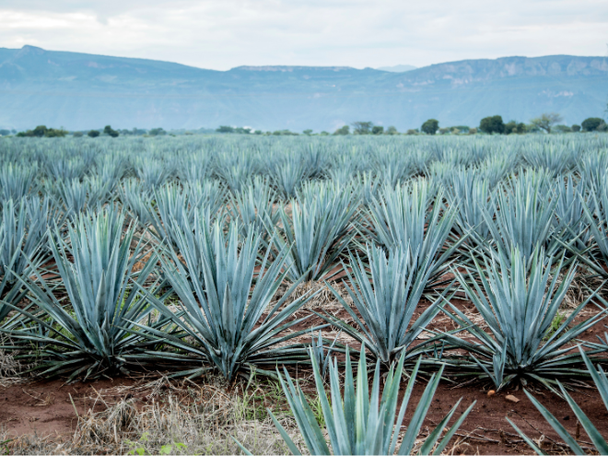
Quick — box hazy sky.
[1,0,607,70]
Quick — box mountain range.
[0,45,606,132]
[376,64,417,73]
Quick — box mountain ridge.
[0,45,606,131]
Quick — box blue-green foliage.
[2,209,163,381]
[1,133,608,385]
[137,218,320,381]
[326,245,446,364]
[0,197,51,321]
[244,348,475,455]
[509,348,608,455]
[444,247,606,389]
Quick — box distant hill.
[376,64,417,73]
[0,45,606,131]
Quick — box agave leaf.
[274,180,359,282]
[442,246,606,389]
[325,244,446,365]
[258,347,472,455]
[510,349,608,455]
[1,208,162,379]
[139,216,323,380]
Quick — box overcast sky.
[1,0,607,70]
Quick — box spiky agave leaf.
[0,197,51,322]
[325,244,447,365]
[442,247,607,390]
[175,153,213,183]
[309,329,341,380]
[136,216,321,381]
[582,325,608,354]
[523,142,578,176]
[579,150,608,194]
[155,181,226,248]
[364,180,460,280]
[508,348,608,455]
[135,157,171,191]
[477,153,517,188]
[1,208,164,381]
[53,175,113,218]
[574,180,608,280]
[372,148,416,187]
[254,347,474,455]
[95,153,127,186]
[482,170,560,261]
[443,169,496,241]
[270,157,310,200]
[276,180,359,282]
[553,174,591,250]
[228,176,279,240]
[0,163,39,201]
[356,171,382,207]
[48,157,87,181]
[215,152,260,194]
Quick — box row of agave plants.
[3,202,608,453]
[1,136,608,453]
[2,200,608,453]
[1,134,607,200]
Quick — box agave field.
[1,134,608,454]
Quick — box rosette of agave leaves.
[236,346,476,455]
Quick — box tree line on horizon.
[3,113,607,139]
[331,113,606,136]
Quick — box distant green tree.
[216,126,235,133]
[32,125,48,137]
[479,116,505,134]
[530,112,562,133]
[333,125,350,135]
[371,125,384,135]
[421,119,439,135]
[45,128,68,137]
[103,125,119,137]
[320,131,330,136]
[582,117,605,132]
[73,131,84,137]
[406,129,419,135]
[87,130,100,138]
[385,126,398,135]
[0,129,10,136]
[451,125,470,133]
[149,128,167,136]
[504,121,527,134]
[16,125,67,137]
[303,129,313,135]
[504,121,516,134]
[554,125,572,133]
[572,124,581,132]
[351,121,373,134]
[254,130,263,135]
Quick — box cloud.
[0,0,607,70]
